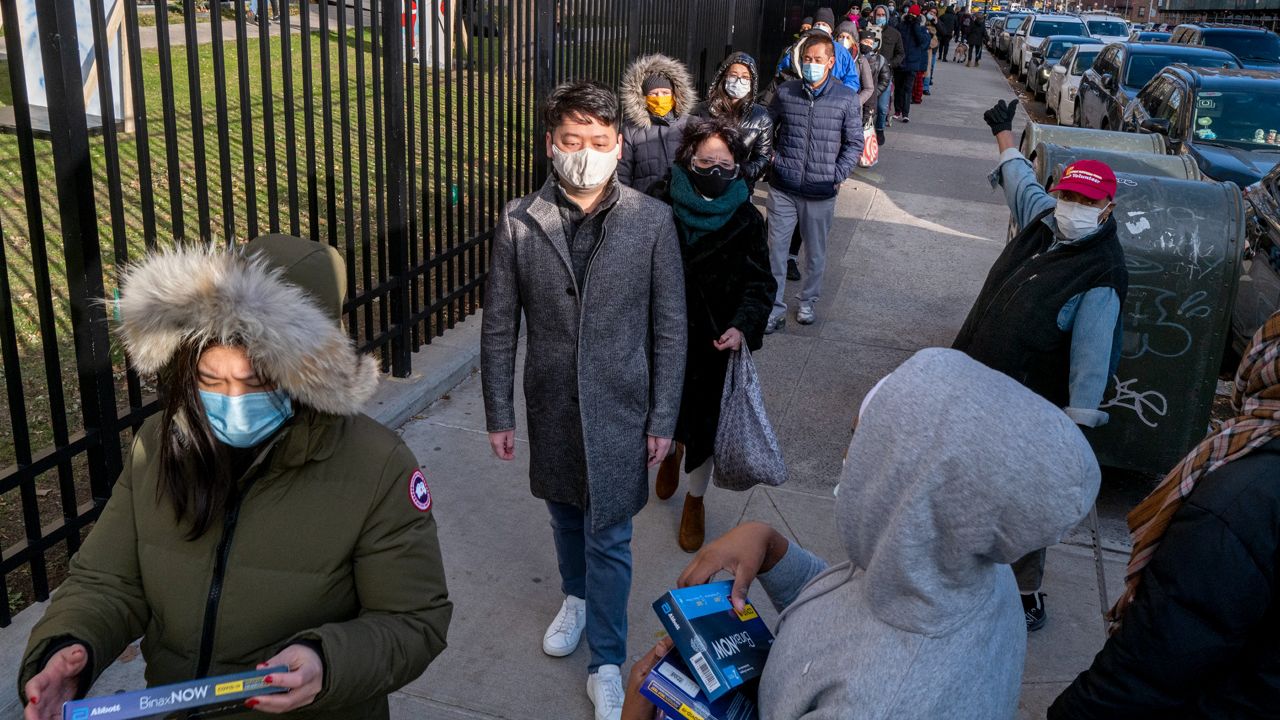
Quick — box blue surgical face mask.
[875,16,888,26]
[199,389,293,448]
[801,63,827,83]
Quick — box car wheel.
[1073,105,1083,127]
[1100,117,1110,131]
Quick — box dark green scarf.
[669,165,749,244]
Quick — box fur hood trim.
[620,53,698,128]
[116,244,379,416]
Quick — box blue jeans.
[925,52,936,90]
[546,501,633,671]
[876,79,893,131]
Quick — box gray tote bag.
[713,347,787,490]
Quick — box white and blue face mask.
[199,389,294,448]
[801,62,827,83]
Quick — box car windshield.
[1006,16,1026,32]
[1087,20,1128,36]
[1072,50,1100,74]
[1192,90,1280,149]
[1124,53,1236,87]
[1045,39,1089,57]
[1031,20,1086,37]
[1206,32,1280,63]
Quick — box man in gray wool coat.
[480,80,687,720]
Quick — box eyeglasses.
[691,156,738,173]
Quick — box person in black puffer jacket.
[1050,310,1280,719]
[893,8,930,121]
[618,54,698,198]
[694,52,774,191]
[764,32,861,332]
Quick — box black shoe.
[899,115,910,123]
[1022,592,1046,632]
[786,258,801,282]
[875,129,885,145]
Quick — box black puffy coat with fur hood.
[695,51,774,188]
[619,54,698,197]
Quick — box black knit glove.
[983,98,1019,136]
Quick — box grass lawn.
[0,16,535,616]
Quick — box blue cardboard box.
[61,666,287,719]
[653,581,773,701]
[639,650,758,720]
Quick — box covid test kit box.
[62,666,287,719]
[653,580,773,701]
[639,650,759,720]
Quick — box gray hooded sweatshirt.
[757,348,1101,719]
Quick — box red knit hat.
[909,4,922,15]
[1049,160,1118,201]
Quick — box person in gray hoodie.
[621,347,1101,720]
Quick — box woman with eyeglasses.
[694,52,774,192]
[656,120,777,552]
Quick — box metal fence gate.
[0,0,764,625]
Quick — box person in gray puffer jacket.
[622,347,1101,720]
[618,54,698,198]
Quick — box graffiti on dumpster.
[1122,286,1212,360]
[1122,207,1229,281]
[1101,376,1169,428]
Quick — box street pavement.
[389,56,1128,718]
[0,49,1134,720]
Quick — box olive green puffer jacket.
[19,408,452,719]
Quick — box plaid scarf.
[1106,310,1280,629]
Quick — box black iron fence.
[0,0,766,625]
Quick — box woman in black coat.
[654,120,776,553]
[1049,311,1280,718]
[695,51,774,191]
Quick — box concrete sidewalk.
[0,52,1126,720]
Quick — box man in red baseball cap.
[952,98,1129,633]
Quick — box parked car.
[1011,14,1090,80]
[1081,13,1131,45]
[1025,35,1097,98]
[1170,22,1280,71]
[1235,165,1280,351]
[1130,30,1172,42]
[996,12,1031,58]
[1121,65,1280,187]
[1075,41,1240,130]
[987,16,1009,49]
[1047,43,1106,124]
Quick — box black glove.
[983,98,1019,136]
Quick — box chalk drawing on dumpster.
[1123,285,1212,360]
[1101,376,1169,428]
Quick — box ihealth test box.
[640,650,759,720]
[653,581,773,701]
[62,665,287,720]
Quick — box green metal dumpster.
[1033,142,1203,183]
[1037,158,1246,475]
[1019,121,1168,159]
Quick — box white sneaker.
[586,665,625,720]
[797,302,816,325]
[542,595,586,657]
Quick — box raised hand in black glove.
[983,98,1019,136]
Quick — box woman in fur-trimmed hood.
[618,53,698,197]
[18,235,451,720]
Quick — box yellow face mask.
[646,94,675,117]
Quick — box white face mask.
[551,143,618,191]
[1053,199,1106,240]
[840,37,855,49]
[725,77,751,99]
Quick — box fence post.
[34,0,122,497]
[533,0,556,184]
[627,0,641,60]
[382,0,411,377]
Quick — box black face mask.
[688,164,739,198]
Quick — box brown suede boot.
[679,493,705,553]
[655,443,683,500]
